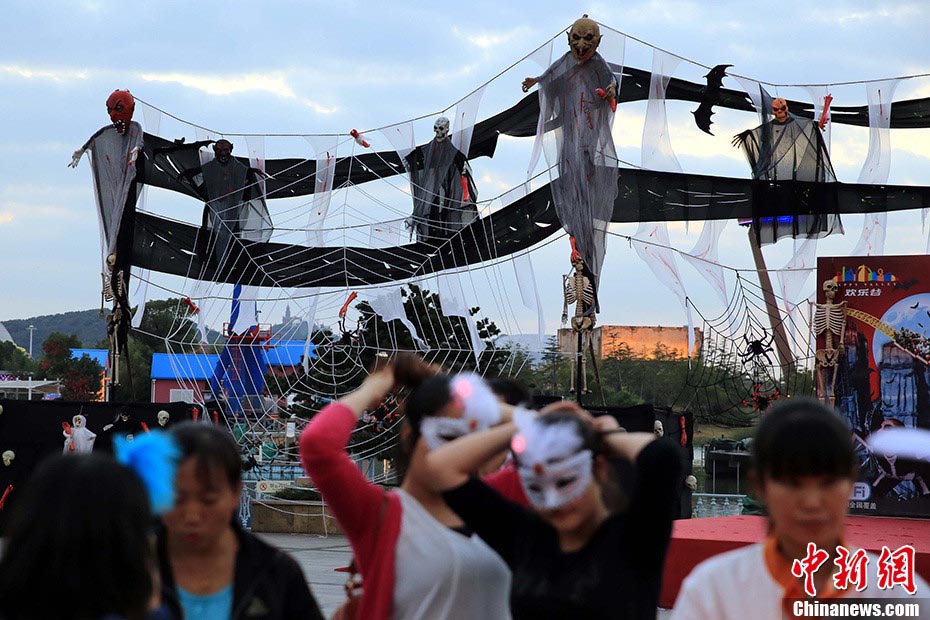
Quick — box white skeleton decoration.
[562,252,597,394]
[684,474,698,492]
[157,410,170,427]
[813,279,847,405]
[1,450,13,467]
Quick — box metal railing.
[691,493,747,518]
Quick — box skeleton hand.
[69,149,85,168]
[731,131,750,148]
[521,77,537,93]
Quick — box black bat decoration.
[911,302,920,309]
[692,64,733,136]
[894,279,919,291]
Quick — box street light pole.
[27,325,36,359]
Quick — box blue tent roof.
[151,353,221,380]
[265,339,316,367]
[71,348,108,368]
[151,340,315,381]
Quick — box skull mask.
[433,117,450,142]
[213,139,233,165]
[2,450,13,467]
[684,474,698,491]
[73,414,85,428]
[771,97,789,124]
[157,410,170,427]
[823,279,839,301]
[653,419,665,438]
[567,16,601,65]
[106,90,135,135]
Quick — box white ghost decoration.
[63,414,97,454]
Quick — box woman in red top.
[299,354,517,620]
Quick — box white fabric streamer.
[641,49,682,172]
[633,222,694,358]
[436,272,486,363]
[512,254,545,345]
[680,221,728,307]
[367,286,427,350]
[852,80,900,256]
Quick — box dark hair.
[488,377,531,407]
[390,353,455,479]
[0,454,153,620]
[751,398,857,482]
[170,421,242,490]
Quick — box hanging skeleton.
[562,248,597,394]
[813,279,847,405]
[71,90,144,389]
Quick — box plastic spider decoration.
[739,329,776,367]
[363,394,400,433]
[742,383,781,412]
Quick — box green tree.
[0,341,37,376]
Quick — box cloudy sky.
[1,0,929,346]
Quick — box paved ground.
[258,532,673,618]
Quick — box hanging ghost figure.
[63,414,97,454]
[523,15,618,289]
[70,90,144,387]
[191,139,272,271]
[404,116,478,242]
[732,96,842,244]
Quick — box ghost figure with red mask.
[106,89,136,135]
[731,88,841,244]
[69,90,145,387]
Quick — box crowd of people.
[0,352,926,619]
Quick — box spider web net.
[673,274,816,424]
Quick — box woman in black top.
[426,407,682,620]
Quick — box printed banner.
[817,255,930,519]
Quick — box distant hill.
[3,309,107,353]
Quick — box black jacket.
[157,524,324,620]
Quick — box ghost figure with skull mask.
[433,117,451,143]
[1,450,13,467]
[519,14,618,289]
[771,97,789,124]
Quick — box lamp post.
[27,325,36,359]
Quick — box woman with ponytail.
[299,353,515,620]
[425,409,683,620]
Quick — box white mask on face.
[517,449,593,510]
[420,416,474,449]
[419,373,501,450]
[511,410,593,510]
